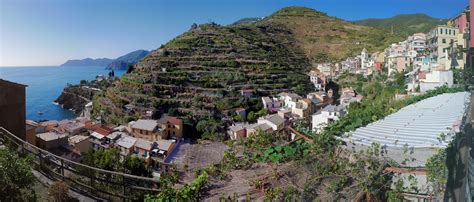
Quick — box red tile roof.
[94,125,112,136]
[159,116,182,126]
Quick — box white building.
[308,70,324,90]
[311,105,345,132]
[278,92,301,109]
[419,70,454,92]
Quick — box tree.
[0,148,36,200]
[80,80,87,86]
[247,111,257,122]
[122,156,151,177]
[81,148,121,171]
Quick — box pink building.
[453,13,468,33]
[470,0,474,48]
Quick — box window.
[440,28,443,34]
[451,39,454,44]
[454,30,456,35]
[442,39,446,44]
[449,29,451,35]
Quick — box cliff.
[54,86,96,115]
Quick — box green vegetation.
[355,13,447,37]
[263,141,310,163]
[426,147,448,195]
[0,148,36,201]
[145,172,208,201]
[80,148,151,177]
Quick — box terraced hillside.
[259,7,404,62]
[94,7,404,127]
[355,13,447,38]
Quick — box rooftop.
[135,138,153,150]
[157,116,182,126]
[155,139,174,151]
[344,92,470,149]
[263,114,285,126]
[251,123,272,131]
[90,132,105,140]
[132,119,158,131]
[69,135,90,144]
[116,135,137,149]
[262,96,272,103]
[37,132,67,142]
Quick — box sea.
[0,66,125,121]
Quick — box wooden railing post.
[61,158,65,181]
[38,150,42,169]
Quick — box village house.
[277,109,292,119]
[246,123,273,136]
[157,116,183,140]
[278,92,302,109]
[312,105,345,132]
[308,70,326,91]
[427,25,459,68]
[134,138,154,159]
[228,113,286,139]
[129,119,160,141]
[58,120,85,135]
[261,96,282,113]
[129,116,184,141]
[291,99,312,120]
[340,88,364,109]
[68,135,92,154]
[102,131,124,147]
[36,132,68,150]
[116,135,137,158]
[151,139,176,163]
[228,124,247,140]
[89,131,106,150]
[257,114,286,131]
[419,70,454,92]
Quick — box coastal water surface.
[0,66,125,121]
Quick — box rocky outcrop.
[54,86,98,115]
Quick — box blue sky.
[0,0,468,66]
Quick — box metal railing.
[0,127,162,201]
